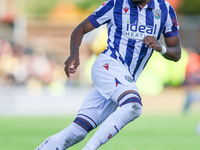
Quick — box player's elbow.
[173,49,181,62]
[169,46,181,62]
[174,57,181,62]
[173,54,181,62]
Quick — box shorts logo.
[103,63,109,70]
[153,9,161,20]
[125,75,133,83]
[108,133,112,139]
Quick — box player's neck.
[132,0,151,8]
[139,0,151,8]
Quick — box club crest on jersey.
[153,9,161,20]
[125,75,133,83]
[126,20,157,40]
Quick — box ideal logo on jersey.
[126,20,157,40]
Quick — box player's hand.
[143,36,162,52]
[64,53,80,78]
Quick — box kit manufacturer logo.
[103,63,109,70]
[123,7,129,13]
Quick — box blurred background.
[0,0,200,117]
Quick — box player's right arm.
[65,0,114,78]
[64,19,95,78]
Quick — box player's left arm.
[162,35,181,62]
[143,3,181,62]
[143,35,181,62]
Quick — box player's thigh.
[78,87,118,127]
[91,53,139,103]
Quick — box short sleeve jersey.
[88,0,179,81]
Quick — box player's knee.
[131,102,143,118]
[124,102,143,120]
[73,133,86,143]
[118,93,142,119]
[117,91,143,120]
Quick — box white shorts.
[77,54,140,127]
[91,53,139,102]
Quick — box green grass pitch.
[0,114,200,150]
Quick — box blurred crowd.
[0,38,67,97]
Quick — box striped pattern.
[117,91,142,107]
[88,0,179,81]
[78,114,98,128]
[73,117,94,133]
[117,90,141,102]
[120,97,142,107]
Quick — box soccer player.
[35,0,181,149]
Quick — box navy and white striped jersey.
[88,0,179,81]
